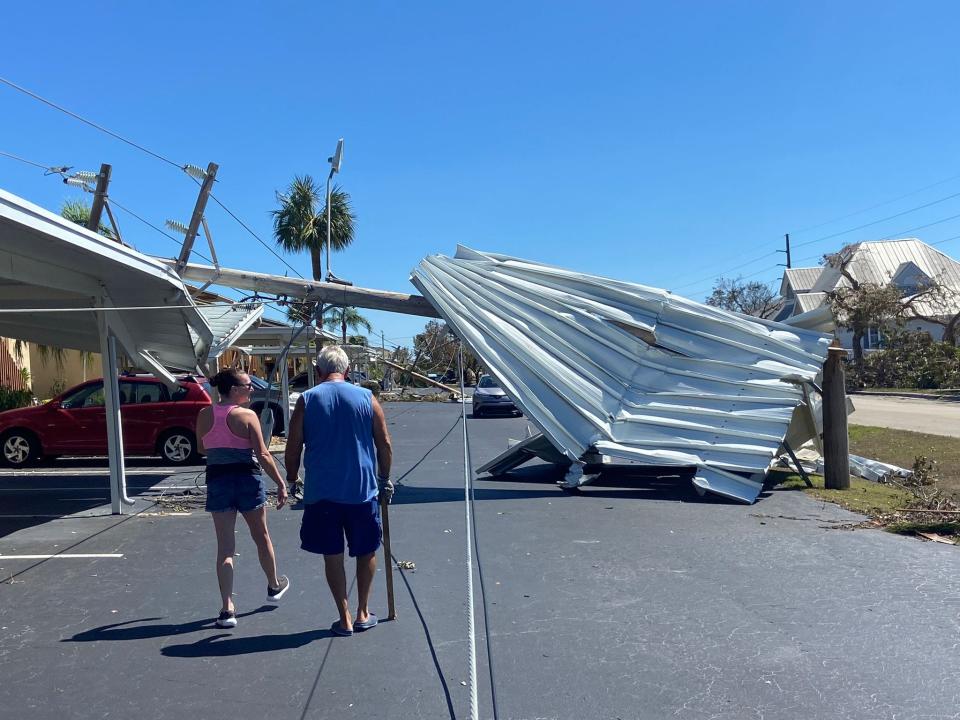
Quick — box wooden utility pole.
[784,233,791,269]
[175,162,218,274]
[822,339,850,490]
[87,164,112,235]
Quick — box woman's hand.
[275,480,288,509]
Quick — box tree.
[271,176,355,282]
[322,306,372,344]
[60,199,116,240]
[824,248,949,370]
[705,277,781,318]
[412,320,481,379]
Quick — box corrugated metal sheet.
[412,246,832,504]
[193,304,265,361]
[0,189,212,381]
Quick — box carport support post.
[97,320,129,514]
[822,340,850,490]
[280,359,291,436]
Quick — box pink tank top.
[202,404,254,449]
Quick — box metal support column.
[98,315,134,514]
[281,361,291,436]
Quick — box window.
[864,327,885,350]
[60,382,105,409]
[478,376,499,388]
[133,382,169,404]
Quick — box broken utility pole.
[175,162,218,274]
[822,340,850,490]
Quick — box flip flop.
[330,621,353,637]
[354,614,378,631]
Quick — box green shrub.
[859,331,960,389]
[0,386,34,412]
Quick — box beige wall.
[29,346,103,399]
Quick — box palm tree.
[60,199,116,240]
[271,176,355,282]
[323,306,372,344]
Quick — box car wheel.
[270,404,284,436]
[471,407,482,418]
[159,429,199,465]
[0,429,40,467]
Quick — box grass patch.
[770,468,911,515]
[770,464,959,543]
[848,425,960,500]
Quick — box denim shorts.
[205,464,267,513]
[300,499,382,557]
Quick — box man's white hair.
[316,345,350,375]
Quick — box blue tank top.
[302,381,378,504]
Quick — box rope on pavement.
[457,345,501,720]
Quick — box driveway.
[849,394,960,437]
[1,403,958,720]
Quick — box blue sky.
[3,2,960,350]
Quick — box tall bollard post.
[823,339,850,490]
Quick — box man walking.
[285,345,393,636]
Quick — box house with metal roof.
[777,238,960,349]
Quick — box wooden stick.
[381,495,397,620]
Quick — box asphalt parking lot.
[2,402,959,720]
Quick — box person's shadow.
[64,606,337,656]
[65,606,279,642]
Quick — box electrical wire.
[0,76,183,170]
[791,189,960,250]
[0,149,61,172]
[790,171,960,236]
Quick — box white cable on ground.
[458,345,480,720]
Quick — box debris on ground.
[396,560,416,570]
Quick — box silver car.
[471,375,522,418]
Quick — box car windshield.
[478,376,499,388]
[249,376,270,390]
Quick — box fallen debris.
[413,246,832,504]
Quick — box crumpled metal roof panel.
[412,246,833,503]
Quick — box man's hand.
[378,476,395,504]
[275,480,288,509]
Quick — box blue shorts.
[205,464,267,513]
[300,499,382,557]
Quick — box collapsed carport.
[0,189,214,513]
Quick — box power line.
[792,189,960,250]
[0,76,183,170]
[0,149,64,173]
[206,192,304,279]
[669,251,779,293]
[790,171,960,236]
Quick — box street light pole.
[325,138,344,282]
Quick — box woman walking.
[197,368,290,628]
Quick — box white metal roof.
[412,246,832,503]
[195,303,265,361]
[779,267,823,297]
[0,188,212,380]
[802,239,960,317]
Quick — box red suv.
[0,375,211,467]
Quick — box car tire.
[0,429,40,468]
[158,429,200,465]
[471,407,482,418]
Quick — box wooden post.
[823,340,850,490]
[381,495,397,620]
[87,163,112,235]
[175,162,218,274]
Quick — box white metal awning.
[0,188,213,381]
[412,246,833,504]
[194,303,265,362]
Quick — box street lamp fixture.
[325,138,352,286]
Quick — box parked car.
[471,375,522,418]
[0,375,211,467]
[239,375,287,436]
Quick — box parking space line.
[0,485,200,491]
[0,553,123,559]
